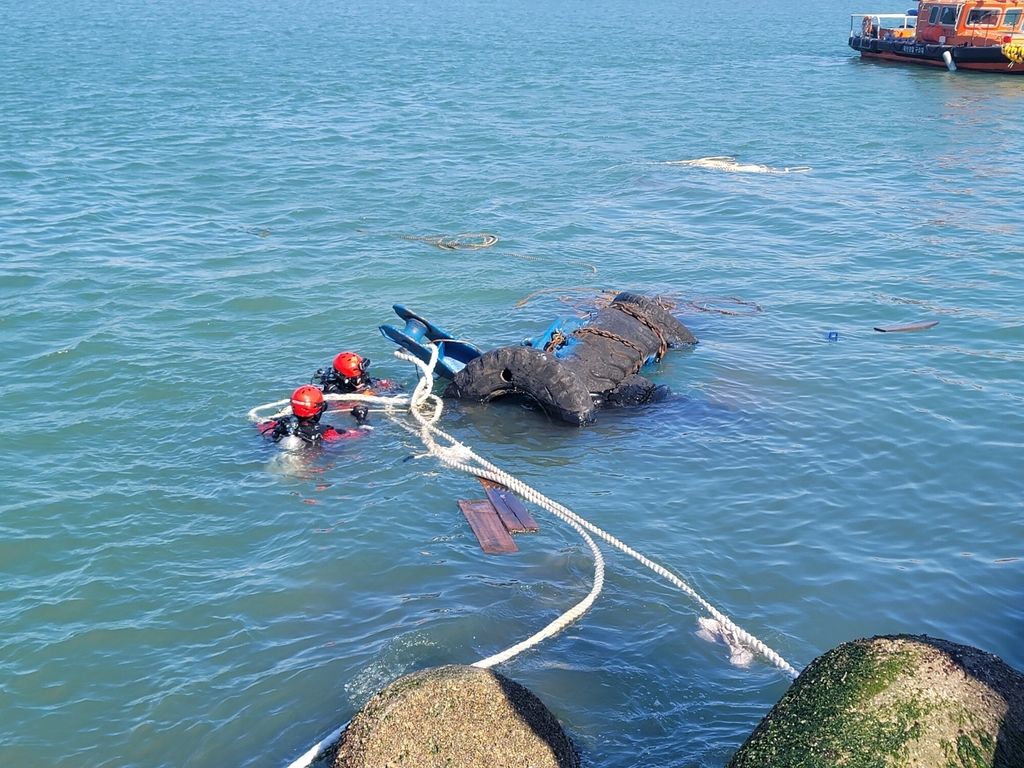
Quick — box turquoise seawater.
[3,0,1023,765]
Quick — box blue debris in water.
[827,331,839,342]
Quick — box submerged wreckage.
[380,291,697,425]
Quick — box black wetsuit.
[315,368,398,395]
[262,415,349,444]
[314,367,372,395]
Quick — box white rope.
[247,392,413,423]
[393,345,798,678]
[281,343,798,768]
[283,721,349,768]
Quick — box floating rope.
[281,340,799,768]
[396,233,499,250]
[396,345,798,679]
[680,297,765,316]
[386,232,598,273]
[247,391,413,424]
[285,722,349,768]
[515,287,617,308]
[514,290,764,320]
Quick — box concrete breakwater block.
[728,634,1024,768]
[334,664,579,768]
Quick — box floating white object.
[943,50,957,71]
[666,156,811,174]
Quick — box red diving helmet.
[290,385,326,419]
[333,351,370,378]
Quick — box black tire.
[611,292,698,346]
[559,312,645,395]
[558,299,683,394]
[444,346,597,425]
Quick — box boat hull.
[849,34,1024,72]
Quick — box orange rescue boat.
[850,0,1024,72]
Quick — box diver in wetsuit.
[259,385,366,445]
[312,351,399,396]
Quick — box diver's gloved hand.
[351,404,371,429]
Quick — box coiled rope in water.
[247,391,413,424]
[499,250,598,273]
[390,231,598,273]
[397,232,499,250]
[680,296,765,316]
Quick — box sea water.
[2,0,1023,765]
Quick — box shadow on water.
[494,672,582,768]
[441,389,765,437]
[599,391,772,443]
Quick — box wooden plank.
[487,489,531,534]
[874,320,938,333]
[477,477,540,533]
[458,499,518,554]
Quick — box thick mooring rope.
[247,392,412,424]
[281,343,798,768]
[392,345,607,671]
[396,345,798,679]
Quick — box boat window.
[939,6,958,25]
[928,5,940,23]
[1003,8,1022,27]
[966,8,999,26]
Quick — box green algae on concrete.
[727,635,1024,768]
[333,664,579,768]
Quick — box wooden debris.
[477,477,540,533]
[458,500,518,554]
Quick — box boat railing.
[850,13,917,39]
